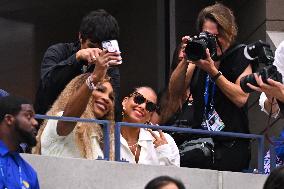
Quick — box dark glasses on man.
[130,91,158,112]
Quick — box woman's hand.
[247,74,284,102]
[92,50,121,82]
[148,129,168,148]
[180,36,190,61]
[191,48,218,76]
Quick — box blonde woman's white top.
[40,111,104,159]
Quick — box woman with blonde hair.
[34,49,120,160]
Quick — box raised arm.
[36,44,104,114]
[56,50,121,136]
[193,49,252,108]
[159,37,196,124]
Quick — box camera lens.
[185,40,207,61]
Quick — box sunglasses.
[129,91,158,112]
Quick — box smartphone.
[102,40,122,65]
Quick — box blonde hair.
[33,73,115,160]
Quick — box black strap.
[220,44,246,62]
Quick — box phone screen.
[102,40,122,65]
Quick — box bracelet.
[85,75,97,90]
[212,71,222,81]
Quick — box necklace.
[127,142,139,160]
[133,145,139,157]
[128,142,138,148]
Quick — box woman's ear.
[122,97,128,108]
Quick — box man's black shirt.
[34,42,121,119]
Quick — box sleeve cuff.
[156,144,172,159]
[259,92,280,118]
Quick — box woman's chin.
[93,109,107,119]
[127,115,146,124]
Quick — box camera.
[184,31,218,61]
[240,40,283,93]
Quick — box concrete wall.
[266,0,284,31]
[22,154,267,189]
[0,18,36,99]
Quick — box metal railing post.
[103,122,110,161]
[257,136,265,173]
[269,138,277,172]
[114,122,121,161]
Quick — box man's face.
[81,38,101,49]
[14,104,38,147]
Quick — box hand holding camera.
[183,32,219,75]
[247,74,284,103]
[184,31,218,61]
[240,40,283,93]
[191,49,217,75]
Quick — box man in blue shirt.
[0,96,39,189]
[0,89,9,98]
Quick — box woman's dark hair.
[170,43,183,74]
[145,176,185,189]
[79,9,119,43]
[263,167,284,189]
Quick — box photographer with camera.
[168,3,253,171]
[247,41,284,117]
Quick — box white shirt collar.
[120,128,154,148]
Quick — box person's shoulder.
[225,43,246,57]
[47,42,77,52]
[20,155,38,177]
[278,41,284,49]
[22,158,40,188]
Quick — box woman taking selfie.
[34,49,120,160]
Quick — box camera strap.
[201,75,225,131]
[219,44,246,62]
[203,74,215,109]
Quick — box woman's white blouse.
[120,128,180,166]
[40,111,104,159]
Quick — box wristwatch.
[212,71,222,81]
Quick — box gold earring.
[122,106,126,117]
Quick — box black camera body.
[240,40,283,93]
[185,31,218,61]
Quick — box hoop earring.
[122,106,126,117]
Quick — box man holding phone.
[35,9,122,120]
